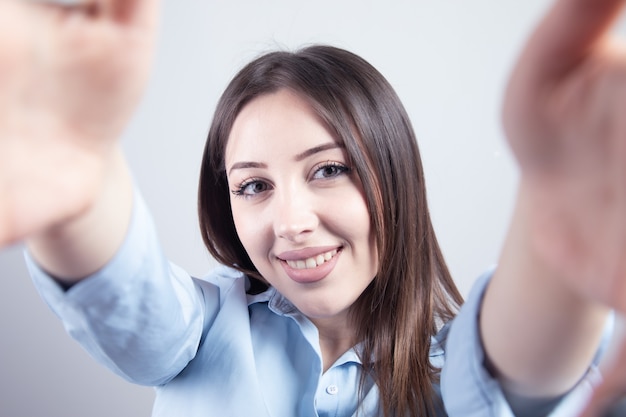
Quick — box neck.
[311,314,357,372]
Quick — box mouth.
[277,247,342,284]
[284,249,339,270]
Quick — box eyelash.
[230,161,351,198]
[311,161,351,180]
[231,177,266,198]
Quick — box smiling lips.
[278,247,341,284]
[285,249,338,270]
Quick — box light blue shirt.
[27,193,604,417]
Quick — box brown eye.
[312,162,350,180]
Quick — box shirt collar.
[245,276,445,367]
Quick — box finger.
[25,0,92,5]
[519,0,624,85]
[16,0,97,15]
[501,0,626,162]
[99,0,159,29]
[27,0,159,28]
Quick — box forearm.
[481,183,609,398]
[26,189,208,385]
[26,146,134,283]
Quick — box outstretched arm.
[481,0,626,405]
[0,0,158,281]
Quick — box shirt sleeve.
[25,191,211,386]
[441,267,607,417]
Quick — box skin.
[482,0,626,412]
[0,0,157,279]
[225,90,378,371]
[1,0,625,414]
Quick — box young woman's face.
[225,89,378,324]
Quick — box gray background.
[2,1,620,416]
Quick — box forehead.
[224,90,341,167]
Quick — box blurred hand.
[503,0,626,311]
[503,0,626,415]
[0,0,158,247]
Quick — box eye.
[311,162,351,180]
[231,179,271,198]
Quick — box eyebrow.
[228,142,343,175]
[294,143,343,161]
[228,161,268,176]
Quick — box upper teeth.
[286,249,338,270]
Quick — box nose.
[273,186,318,243]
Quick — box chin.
[296,301,350,321]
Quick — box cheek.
[230,201,267,260]
[348,191,379,271]
[331,189,376,251]
[346,190,372,234]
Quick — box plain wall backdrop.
[2,0,610,416]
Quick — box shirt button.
[326,384,339,395]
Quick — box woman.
[1,0,625,416]
[199,46,463,416]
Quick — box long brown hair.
[198,45,463,416]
